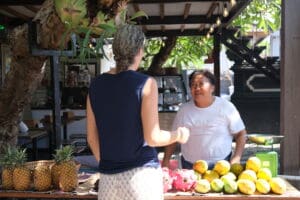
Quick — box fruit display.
[213,160,231,175]
[237,179,256,195]
[193,160,208,174]
[34,164,52,191]
[52,145,78,192]
[0,145,79,193]
[162,167,173,193]
[210,179,224,192]
[269,177,287,194]
[171,169,197,192]
[195,179,210,193]
[246,156,261,173]
[162,156,287,195]
[12,148,31,191]
[192,157,286,195]
[0,145,17,190]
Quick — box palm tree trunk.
[0,0,66,154]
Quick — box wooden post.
[281,0,300,182]
[213,32,221,96]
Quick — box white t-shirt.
[172,97,245,163]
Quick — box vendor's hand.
[176,127,190,144]
[230,156,241,164]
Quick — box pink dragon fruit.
[162,167,174,193]
[172,169,197,192]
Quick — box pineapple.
[51,161,61,189]
[0,145,17,190]
[52,145,78,192]
[33,164,52,191]
[12,148,31,191]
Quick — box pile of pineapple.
[0,145,78,192]
[192,156,287,195]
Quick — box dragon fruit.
[162,167,174,193]
[172,169,197,192]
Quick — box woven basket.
[25,160,81,171]
[25,160,55,170]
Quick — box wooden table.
[0,180,299,200]
[62,115,86,140]
[18,129,48,160]
[42,115,86,141]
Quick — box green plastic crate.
[255,151,278,177]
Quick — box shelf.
[154,75,187,112]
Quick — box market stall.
[0,180,299,200]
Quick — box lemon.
[250,136,266,144]
[237,179,256,195]
[223,179,238,194]
[203,170,219,182]
[195,179,211,193]
[230,163,244,176]
[213,160,231,176]
[256,179,271,194]
[210,178,224,192]
[246,156,261,173]
[269,177,287,194]
[194,171,202,180]
[238,169,257,182]
[193,160,208,174]
[257,168,272,181]
[221,172,237,182]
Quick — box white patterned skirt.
[98,167,163,200]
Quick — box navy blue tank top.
[89,70,159,174]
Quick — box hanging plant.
[54,0,147,62]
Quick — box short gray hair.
[112,24,145,72]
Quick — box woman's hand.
[176,127,190,144]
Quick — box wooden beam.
[160,3,164,19]
[137,15,218,25]
[183,3,191,19]
[198,24,205,31]
[180,24,185,32]
[223,0,251,27]
[180,3,191,32]
[145,28,208,37]
[0,0,44,5]
[206,2,218,18]
[197,1,218,33]
[132,4,147,31]
[0,6,30,20]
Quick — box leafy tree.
[142,37,213,71]
[144,0,281,72]
[0,0,134,152]
[232,0,281,33]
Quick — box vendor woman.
[162,69,247,169]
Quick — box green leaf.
[99,23,116,34]
[128,11,148,21]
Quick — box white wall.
[270,30,280,57]
[30,109,86,148]
[100,44,115,73]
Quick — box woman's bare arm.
[141,78,189,147]
[86,95,100,162]
[231,129,247,164]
